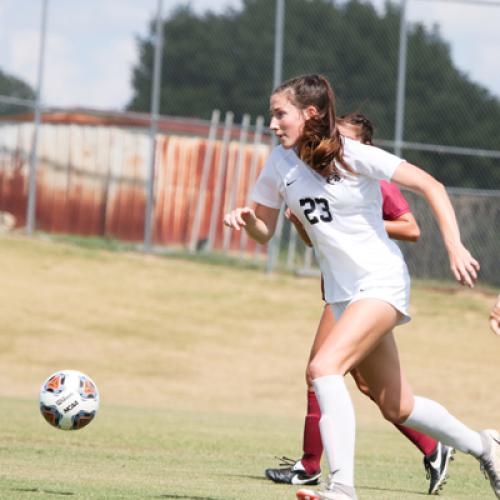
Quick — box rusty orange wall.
[152,134,270,253]
[0,123,271,252]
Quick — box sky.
[1,0,499,111]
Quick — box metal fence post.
[240,115,265,258]
[394,0,408,157]
[222,113,250,252]
[26,0,49,234]
[188,109,220,253]
[144,0,164,252]
[266,0,285,273]
[206,111,234,252]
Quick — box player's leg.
[266,304,334,485]
[284,301,444,492]
[356,331,500,499]
[264,387,322,485]
[350,367,453,495]
[300,298,402,499]
[350,366,437,453]
[303,304,337,474]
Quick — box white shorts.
[330,285,411,326]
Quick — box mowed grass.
[0,234,499,499]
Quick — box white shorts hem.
[330,290,411,326]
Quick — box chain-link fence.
[0,0,499,285]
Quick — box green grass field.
[0,234,499,499]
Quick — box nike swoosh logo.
[429,447,442,469]
[286,179,298,186]
[291,473,321,485]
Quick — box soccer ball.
[39,370,99,430]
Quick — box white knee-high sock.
[403,396,484,457]
[313,374,355,487]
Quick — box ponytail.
[273,74,353,181]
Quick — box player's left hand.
[448,243,480,288]
[285,207,299,223]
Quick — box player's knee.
[307,358,329,380]
[307,357,345,381]
[379,399,413,424]
[306,362,318,384]
[305,369,313,388]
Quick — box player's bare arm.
[224,203,280,244]
[392,161,479,288]
[286,208,313,247]
[384,212,420,242]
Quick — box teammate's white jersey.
[252,137,411,304]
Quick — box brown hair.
[272,74,353,182]
[338,112,374,145]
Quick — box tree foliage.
[128,0,500,188]
[0,69,35,115]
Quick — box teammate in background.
[224,74,500,500]
[490,294,500,335]
[264,113,455,496]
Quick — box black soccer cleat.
[423,442,455,495]
[265,456,321,485]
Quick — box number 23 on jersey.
[299,197,333,225]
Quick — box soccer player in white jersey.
[265,113,454,496]
[223,74,500,500]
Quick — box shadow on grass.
[359,484,427,496]
[153,496,220,500]
[225,473,269,481]
[11,488,220,499]
[11,488,74,495]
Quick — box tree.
[0,69,35,116]
[127,0,500,188]
[128,2,276,122]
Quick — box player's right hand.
[223,207,257,231]
[490,295,500,336]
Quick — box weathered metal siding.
[0,122,271,251]
[152,134,270,252]
[0,124,31,226]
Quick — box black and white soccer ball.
[39,370,99,430]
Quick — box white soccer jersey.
[252,137,411,304]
